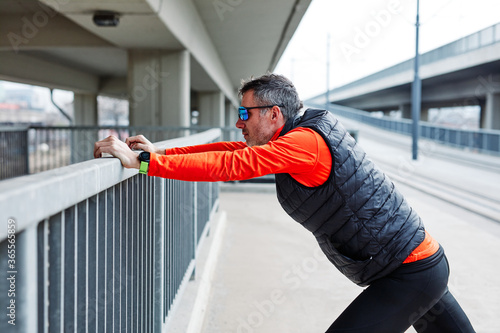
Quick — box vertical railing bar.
[33,128,38,174]
[149,176,155,331]
[12,223,38,333]
[141,176,145,333]
[132,177,137,332]
[146,176,150,331]
[43,129,48,172]
[102,189,107,333]
[166,180,170,318]
[118,182,123,333]
[146,176,151,331]
[122,179,128,333]
[105,187,114,333]
[43,219,49,333]
[169,179,172,318]
[97,190,105,333]
[86,198,90,333]
[62,207,75,333]
[114,183,121,333]
[154,176,165,331]
[75,200,88,331]
[142,175,147,332]
[88,194,98,333]
[25,128,30,175]
[151,176,155,330]
[193,182,198,269]
[47,213,63,333]
[60,211,65,332]
[136,176,141,333]
[128,177,134,333]
[73,203,78,333]
[174,181,177,308]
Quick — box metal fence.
[0,129,221,333]
[308,103,500,155]
[0,125,243,181]
[0,127,29,180]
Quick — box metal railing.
[308,103,500,155]
[0,127,29,181]
[0,125,243,181]
[0,129,221,333]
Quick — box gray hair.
[239,73,303,121]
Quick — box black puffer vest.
[275,109,425,286]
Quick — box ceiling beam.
[0,52,99,93]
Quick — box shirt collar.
[271,125,285,142]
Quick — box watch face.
[139,152,150,161]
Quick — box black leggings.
[326,248,475,333]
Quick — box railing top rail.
[327,103,500,135]
[0,128,221,241]
[25,125,238,131]
[0,126,29,132]
[419,121,500,135]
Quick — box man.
[94,73,474,332]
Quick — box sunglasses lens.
[238,107,249,121]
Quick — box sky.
[274,0,500,100]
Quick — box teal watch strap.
[139,160,149,174]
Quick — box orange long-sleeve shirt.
[149,126,331,186]
[148,126,438,263]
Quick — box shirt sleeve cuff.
[148,152,161,177]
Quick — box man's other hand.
[126,135,163,154]
[94,136,140,169]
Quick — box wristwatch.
[138,152,150,175]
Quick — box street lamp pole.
[411,0,421,160]
[326,33,330,110]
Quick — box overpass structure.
[0,0,311,128]
[308,23,500,130]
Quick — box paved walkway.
[171,119,500,333]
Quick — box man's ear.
[271,105,282,121]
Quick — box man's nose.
[236,118,245,129]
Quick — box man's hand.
[126,135,164,154]
[94,136,140,169]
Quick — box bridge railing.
[0,125,243,181]
[309,103,500,155]
[0,129,221,333]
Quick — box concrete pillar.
[400,104,412,119]
[128,50,190,127]
[481,92,500,130]
[226,100,237,128]
[73,93,98,125]
[421,106,430,122]
[197,91,225,127]
[225,101,239,141]
[72,93,98,164]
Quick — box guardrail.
[0,129,221,333]
[0,125,243,181]
[308,103,500,155]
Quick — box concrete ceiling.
[0,0,311,102]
